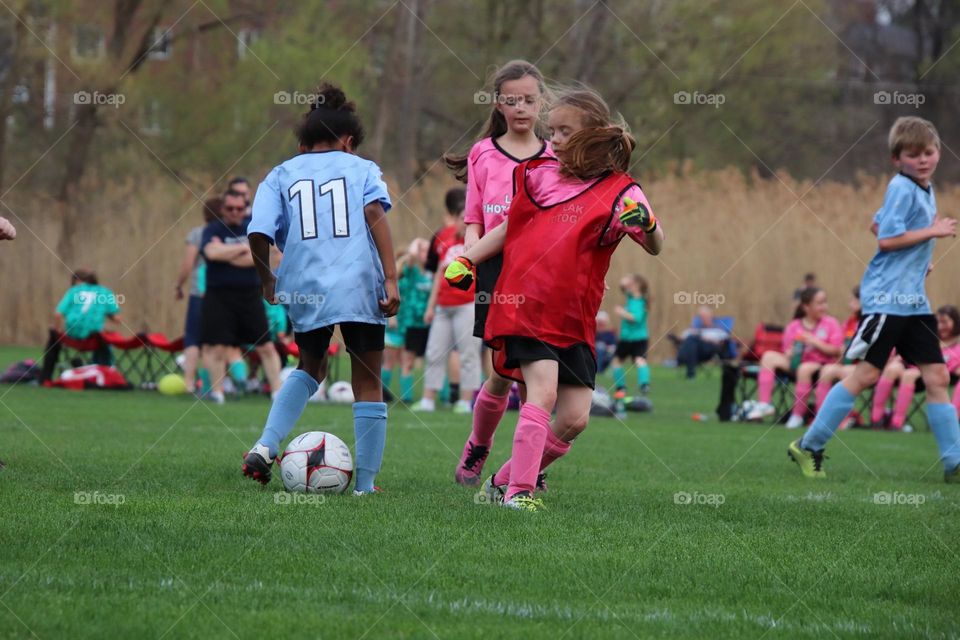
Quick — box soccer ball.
[327,380,355,403]
[280,431,353,493]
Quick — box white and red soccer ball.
[279,431,353,494]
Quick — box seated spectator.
[675,306,731,379]
[40,269,122,382]
[813,285,861,416]
[595,310,617,374]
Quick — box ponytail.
[794,287,821,320]
[556,126,635,180]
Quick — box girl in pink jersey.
[871,305,960,430]
[747,288,844,427]
[444,60,553,486]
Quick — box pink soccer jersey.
[525,162,654,246]
[463,137,551,232]
[782,316,844,365]
[942,341,960,374]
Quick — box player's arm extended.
[640,224,664,255]
[462,219,506,265]
[365,201,400,316]
[878,217,956,251]
[248,233,276,303]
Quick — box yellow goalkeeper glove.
[444,255,475,290]
[619,197,657,232]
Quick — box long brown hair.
[937,305,960,339]
[551,87,635,180]
[793,287,821,320]
[444,59,547,182]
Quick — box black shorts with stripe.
[845,313,943,369]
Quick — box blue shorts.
[183,295,203,348]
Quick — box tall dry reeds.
[2,165,958,359]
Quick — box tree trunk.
[0,1,27,191]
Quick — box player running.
[788,116,960,481]
[445,86,665,510]
[444,59,553,486]
[242,83,399,496]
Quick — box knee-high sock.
[792,381,812,418]
[927,402,960,471]
[353,401,387,493]
[873,377,894,424]
[494,429,572,486]
[257,370,319,457]
[890,381,916,429]
[469,385,509,447]
[814,380,831,412]
[400,374,414,403]
[381,368,393,392]
[229,359,248,384]
[757,368,775,404]
[506,403,551,500]
[801,384,855,451]
[637,363,651,387]
[613,366,626,389]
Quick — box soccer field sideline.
[1,362,958,639]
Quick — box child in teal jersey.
[396,238,433,402]
[613,274,651,395]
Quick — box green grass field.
[1,352,958,639]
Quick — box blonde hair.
[888,116,940,158]
[444,59,548,182]
[550,87,635,179]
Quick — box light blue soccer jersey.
[860,173,935,316]
[248,150,392,332]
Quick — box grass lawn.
[0,348,958,639]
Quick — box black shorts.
[845,313,944,370]
[473,252,504,339]
[200,287,270,347]
[615,339,648,360]
[404,326,429,357]
[295,322,385,359]
[503,337,597,388]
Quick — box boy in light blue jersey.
[242,83,400,495]
[788,117,960,482]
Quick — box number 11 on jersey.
[289,178,349,240]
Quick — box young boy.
[788,116,959,482]
[241,83,398,495]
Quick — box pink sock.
[873,377,894,424]
[506,403,551,500]
[493,459,511,487]
[891,381,915,429]
[792,381,812,418]
[953,384,960,418]
[815,381,831,412]
[757,368,775,404]
[493,430,572,486]
[470,385,510,447]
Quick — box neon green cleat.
[945,464,960,484]
[502,491,546,512]
[788,439,827,479]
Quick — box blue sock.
[198,368,211,394]
[926,403,960,471]
[400,374,414,402]
[638,364,650,387]
[613,366,626,389]
[353,401,387,493]
[229,359,248,384]
[257,370,319,457]
[381,368,393,391]
[801,384,855,451]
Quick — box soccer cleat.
[945,464,960,484]
[352,486,381,496]
[503,491,546,512]
[481,475,505,505]
[535,472,548,493]
[787,439,827,479]
[455,441,490,486]
[208,391,226,405]
[785,414,805,430]
[639,383,650,396]
[241,444,275,485]
[452,399,473,414]
[746,401,775,421]
[412,398,435,413]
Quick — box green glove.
[444,256,475,290]
[619,197,656,232]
